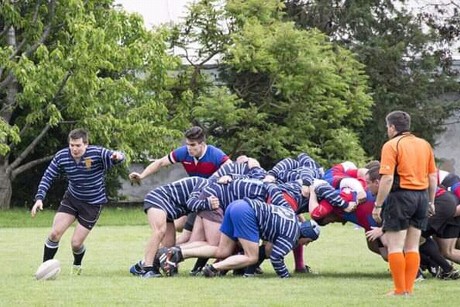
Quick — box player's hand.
[110,151,124,162]
[208,196,220,210]
[31,200,43,217]
[357,191,367,204]
[344,201,358,212]
[365,226,383,241]
[428,202,435,217]
[217,175,232,184]
[263,175,276,183]
[129,172,142,185]
[312,179,328,188]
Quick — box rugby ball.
[35,259,61,281]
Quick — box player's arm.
[269,238,292,278]
[31,156,60,217]
[128,155,172,183]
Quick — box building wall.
[118,163,188,203]
[435,112,460,174]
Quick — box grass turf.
[0,208,456,306]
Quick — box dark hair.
[366,164,381,182]
[386,110,410,133]
[68,128,89,144]
[364,160,380,169]
[184,126,206,143]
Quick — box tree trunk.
[0,165,12,210]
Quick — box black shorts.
[382,189,429,232]
[428,191,457,234]
[57,192,103,230]
[436,222,460,239]
[184,212,197,232]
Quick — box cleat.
[295,265,316,274]
[202,264,218,278]
[71,265,82,276]
[254,266,264,275]
[189,267,203,276]
[140,270,163,278]
[415,268,425,282]
[160,247,183,277]
[437,268,460,280]
[129,261,145,276]
[243,273,255,278]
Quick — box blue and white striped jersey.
[144,177,210,220]
[35,146,125,205]
[210,162,266,180]
[186,178,290,212]
[245,198,300,278]
[268,154,322,184]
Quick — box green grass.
[0,208,457,306]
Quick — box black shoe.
[202,264,218,278]
[437,268,460,280]
[129,260,145,276]
[189,267,203,276]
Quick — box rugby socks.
[419,237,452,273]
[43,238,59,262]
[293,244,305,271]
[388,252,406,294]
[404,251,420,294]
[191,257,208,273]
[72,245,86,266]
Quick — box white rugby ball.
[35,259,61,281]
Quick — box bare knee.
[49,229,64,242]
[215,247,233,259]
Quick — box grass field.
[0,208,457,306]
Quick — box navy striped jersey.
[315,183,348,209]
[186,178,290,212]
[245,198,299,278]
[268,155,322,184]
[210,162,266,180]
[277,181,309,213]
[35,146,125,205]
[144,177,209,220]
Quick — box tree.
[169,0,373,168]
[0,0,184,209]
[283,0,460,158]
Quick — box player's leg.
[44,212,76,262]
[43,193,80,263]
[70,201,102,275]
[141,207,167,277]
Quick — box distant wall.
[118,163,188,203]
[435,112,460,174]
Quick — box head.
[68,128,89,159]
[365,164,381,196]
[184,126,206,158]
[385,110,410,139]
[299,220,320,243]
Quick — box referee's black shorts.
[382,189,429,232]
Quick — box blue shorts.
[220,200,259,243]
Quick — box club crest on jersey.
[85,158,92,169]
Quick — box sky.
[115,0,459,58]
[115,0,191,28]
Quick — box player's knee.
[71,238,84,251]
[49,230,64,242]
[215,248,232,259]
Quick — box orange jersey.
[379,133,436,190]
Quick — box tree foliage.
[0,0,185,208]
[170,0,373,168]
[283,0,460,158]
